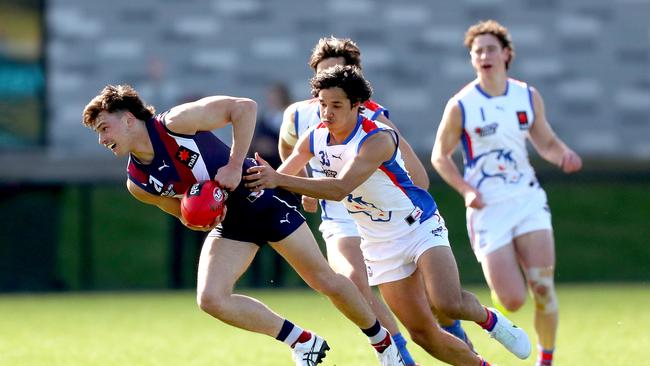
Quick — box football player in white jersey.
[247,65,533,366]
[431,20,582,366]
[279,37,471,365]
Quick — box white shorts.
[361,212,450,286]
[467,188,552,262]
[319,200,360,242]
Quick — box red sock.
[372,333,392,353]
[538,348,554,366]
[291,331,312,348]
[477,308,496,331]
[478,356,491,366]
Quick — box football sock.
[537,346,554,366]
[477,307,497,331]
[478,356,491,366]
[362,320,390,353]
[276,319,310,348]
[392,332,416,365]
[442,319,469,343]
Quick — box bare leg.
[514,229,558,350]
[325,235,402,334]
[380,272,482,365]
[270,223,376,328]
[418,246,488,323]
[196,236,285,336]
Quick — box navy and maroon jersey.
[127,111,304,245]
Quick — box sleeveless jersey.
[455,78,538,204]
[309,116,436,242]
[286,98,388,222]
[127,112,258,200]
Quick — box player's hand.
[244,152,280,191]
[302,196,318,213]
[181,205,228,231]
[463,188,485,209]
[560,149,582,174]
[214,162,242,191]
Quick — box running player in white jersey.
[279,37,472,365]
[430,20,582,366]
[247,65,533,366]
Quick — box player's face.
[318,87,359,130]
[315,56,346,73]
[95,111,129,157]
[470,34,510,77]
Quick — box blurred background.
[0,0,648,292]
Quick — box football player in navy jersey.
[82,84,405,366]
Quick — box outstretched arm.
[376,113,430,189]
[245,131,395,201]
[163,96,257,190]
[528,87,582,173]
[431,100,485,208]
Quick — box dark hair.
[82,84,155,128]
[464,20,515,69]
[310,65,372,106]
[308,36,362,71]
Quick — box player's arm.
[375,114,430,190]
[126,180,219,231]
[430,100,485,208]
[278,104,310,177]
[127,180,182,219]
[246,131,395,201]
[528,87,582,173]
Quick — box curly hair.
[82,84,155,128]
[310,65,372,107]
[464,20,515,69]
[308,36,362,71]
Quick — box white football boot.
[374,335,406,366]
[292,334,330,366]
[486,308,531,359]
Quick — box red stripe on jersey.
[151,118,197,184]
[363,99,382,113]
[378,165,407,195]
[361,117,378,132]
[316,122,327,129]
[127,161,148,185]
[462,129,474,161]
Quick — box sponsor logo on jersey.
[475,122,498,137]
[331,153,343,160]
[161,183,177,197]
[405,206,424,225]
[516,111,529,130]
[176,146,200,168]
[323,169,338,178]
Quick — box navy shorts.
[208,187,305,246]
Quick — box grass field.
[1,284,648,365]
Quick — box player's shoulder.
[291,98,319,112]
[452,80,480,100]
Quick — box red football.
[180,181,227,227]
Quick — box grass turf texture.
[1,284,648,365]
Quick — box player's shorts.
[318,199,360,242]
[208,187,305,246]
[467,187,552,262]
[361,211,450,286]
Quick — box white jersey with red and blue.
[309,116,436,242]
[455,78,538,205]
[287,98,389,222]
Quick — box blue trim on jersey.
[381,159,437,223]
[320,200,333,220]
[356,127,385,154]
[329,115,363,145]
[382,108,390,119]
[309,129,315,155]
[294,109,300,139]
[458,100,472,167]
[370,108,384,120]
[459,100,466,129]
[475,80,510,98]
[480,107,485,122]
[527,86,535,124]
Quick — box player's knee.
[498,293,526,312]
[346,267,369,290]
[196,291,229,317]
[527,267,558,314]
[305,270,341,296]
[435,298,465,320]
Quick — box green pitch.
[1,284,647,365]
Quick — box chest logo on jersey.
[516,111,529,130]
[323,169,338,178]
[175,146,199,168]
[475,122,498,137]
